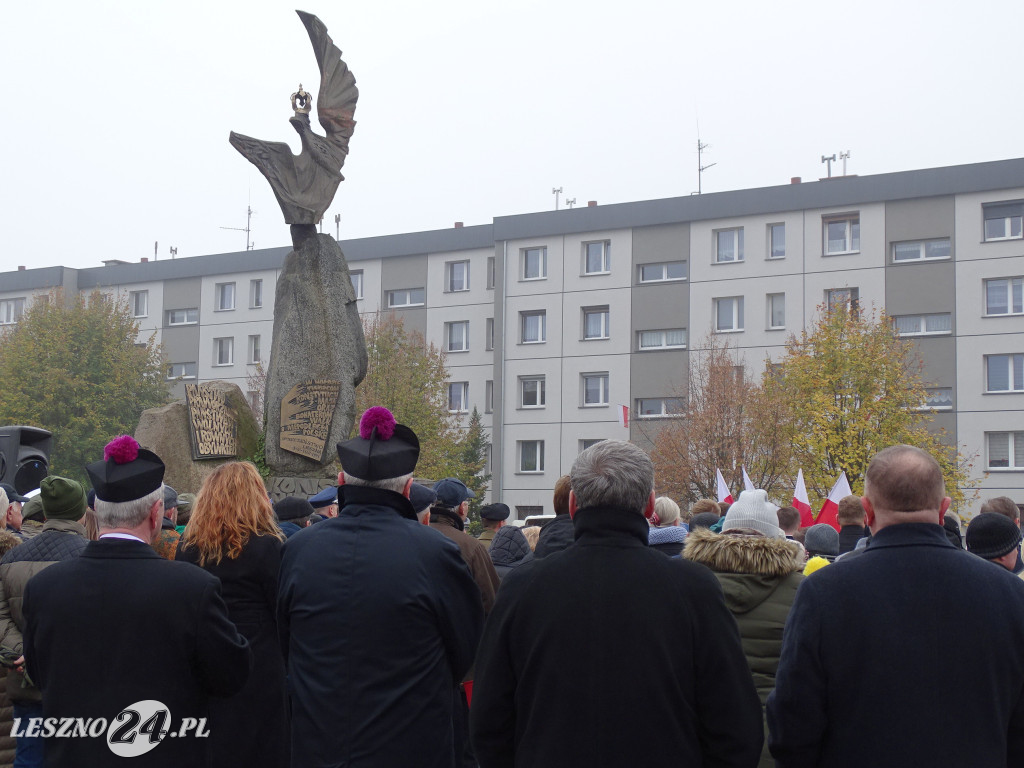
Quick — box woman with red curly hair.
[175,460,287,768]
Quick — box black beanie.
[966,513,1022,560]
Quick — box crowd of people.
[0,408,1022,767]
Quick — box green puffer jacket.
[683,527,803,768]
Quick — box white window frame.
[518,440,545,473]
[582,307,610,340]
[985,354,1024,393]
[826,288,860,313]
[446,321,470,353]
[166,308,198,326]
[637,329,687,350]
[638,261,687,283]
[446,260,470,292]
[485,380,494,413]
[248,334,261,365]
[213,337,234,367]
[823,215,860,255]
[891,313,952,336]
[987,431,1024,470]
[984,202,1024,242]
[386,288,425,308]
[448,381,469,413]
[714,227,744,263]
[166,362,197,380]
[249,279,264,309]
[520,376,546,408]
[768,223,786,260]
[891,238,952,263]
[215,282,236,311]
[636,398,685,418]
[485,318,494,351]
[714,296,744,333]
[583,241,611,275]
[582,373,610,407]
[129,290,148,318]
[350,270,364,300]
[520,311,546,344]
[767,293,786,330]
[915,387,953,411]
[984,277,1024,316]
[486,256,496,290]
[521,247,548,281]
[0,298,25,325]
[579,438,605,452]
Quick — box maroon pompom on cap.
[359,407,396,440]
[104,435,140,465]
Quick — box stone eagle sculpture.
[229,10,357,230]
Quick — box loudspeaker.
[0,426,53,495]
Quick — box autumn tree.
[0,291,169,483]
[764,303,974,506]
[648,335,792,506]
[461,407,491,535]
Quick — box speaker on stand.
[0,426,53,495]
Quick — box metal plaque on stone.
[185,383,238,460]
[280,380,341,461]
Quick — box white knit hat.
[722,489,784,539]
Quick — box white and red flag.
[618,405,629,429]
[742,466,755,492]
[792,469,815,528]
[716,469,734,505]
[816,471,852,532]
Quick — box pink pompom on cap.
[359,407,396,440]
[104,435,140,464]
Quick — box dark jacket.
[488,526,533,579]
[175,534,288,768]
[837,524,867,555]
[470,506,764,768]
[23,538,251,767]
[430,508,500,614]
[767,523,1024,768]
[533,513,574,558]
[278,486,484,768]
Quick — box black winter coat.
[533,514,573,558]
[470,506,764,768]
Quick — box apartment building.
[3,157,1023,515]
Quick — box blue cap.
[409,483,437,514]
[433,477,475,507]
[308,486,338,509]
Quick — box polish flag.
[716,469,734,505]
[792,469,815,527]
[742,466,755,492]
[618,405,629,429]
[816,471,852,532]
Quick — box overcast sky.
[1,0,1021,273]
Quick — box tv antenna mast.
[821,154,836,178]
[697,138,716,194]
[552,187,563,210]
[565,198,576,209]
[840,150,851,176]
[220,206,255,250]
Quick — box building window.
[714,297,744,332]
[638,329,687,350]
[446,260,470,292]
[892,238,952,262]
[448,382,469,413]
[986,354,1024,393]
[892,313,952,336]
[582,373,610,407]
[823,215,860,255]
[166,362,197,380]
[485,318,494,351]
[0,298,26,325]
[518,440,545,473]
[918,387,953,411]
[584,241,610,274]
[486,256,496,290]
[166,308,198,326]
[826,287,860,313]
[129,290,148,318]
[446,321,469,352]
[987,432,1024,469]
[386,288,425,308]
[213,338,234,366]
[215,282,236,311]
[715,228,744,263]
[638,261,687,283]
[583,307,610,340]
[637,398,685,418]
[350,270,364,299]
[248,335,261,364]
[768,223,786,259]
[520,311,546,344]
[520,377,546,408]
[521,247,547,280]
[485,380,494,413]
[984,202,1024,242]
[580,438,605,452]
[249,279,264,308]
[985,278,1024,316]
[248,390,262,413]
[767,293,786,330]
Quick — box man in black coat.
[278,407,484,768]
[470,440,764,768]
[767,444,1024,767]
[22,436,251,767]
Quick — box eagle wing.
[296,10,358,164]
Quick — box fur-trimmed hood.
[683,527,803,576]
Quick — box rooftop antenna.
[154,241,158,261]
[334,213,341,240]
[696,117,716,195]
[169,246,177,259]
[552,187,563,210]
[821,154,836,178]
[565,197,577,209]
[840,150,851,176]
[220,205,255,250]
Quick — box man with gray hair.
[471,440,763,768]
[768,444,1024,767]
[21,436,251,767]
